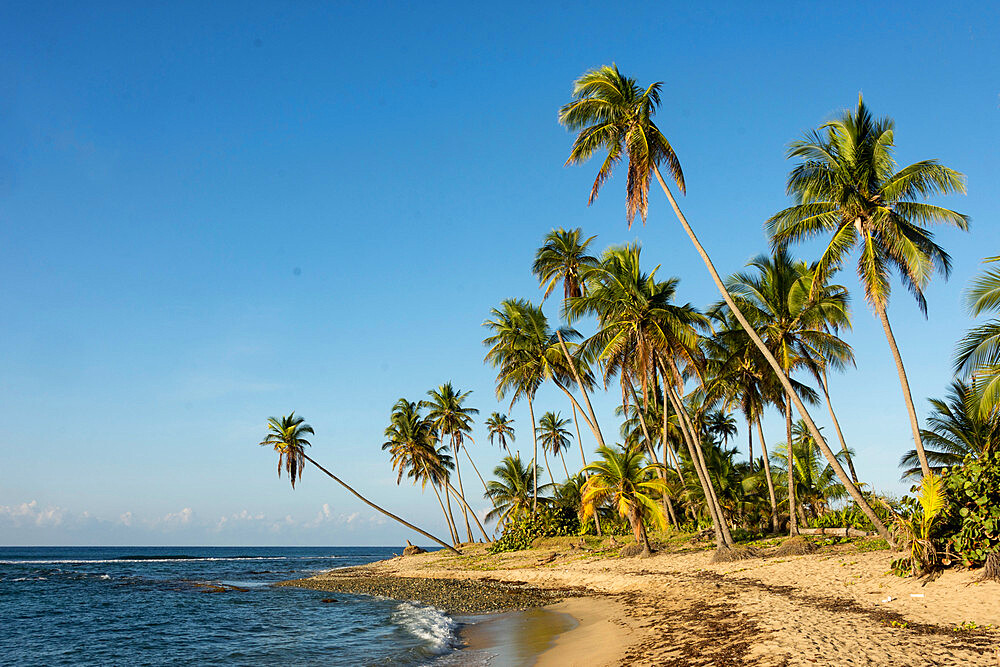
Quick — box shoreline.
[279,537,1000,665]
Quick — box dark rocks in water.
[402,540,426,556]
[320,598,337,603]
[277,569,575,615]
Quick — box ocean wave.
[391,602,458,654]
[0,556,344,565]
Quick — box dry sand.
[291,538,1000,665]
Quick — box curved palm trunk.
[661,387,680,530]
[651,165,893,546]
[428,481,455,543]
[461,443,490,495]
[821,368,859,484]
[443,479,492,543]
[746,418,754,473]
[755,418,779,533]
[785,399,798,536]
[570,402,588,469]
[877,306,930,478]
[661,370,728,548]
[528,397,539,515]
[452,441,474,543]
[665,359,735,546]
[302,454,460,555]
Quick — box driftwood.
[796,527,875,537]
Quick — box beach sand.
[283,537,1000,665]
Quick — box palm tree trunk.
[876,305,930,478]
[755,418,779,533]
[462,443,491,494]
[302,454,460,555]
[660,367,728,548]
[628,381,672,521]
[785,398,798,536]
[570,402,588,469]
[452,440,474,543]
[651,164,893,546]
[665,358,735,546]
[747,417,754,473]
[428,481,455,543]
[559,451,570,481]
[568,400,602,535]
[444,483,460,544]
[443,479,492,543]
[528,397,539,515]
[543,449,556,488]
[821,368,859,484]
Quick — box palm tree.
[706,411,738,445]
[956,256,1000,416]
[725,250,850,535]
[259,412,458,554]
[422,383,480,543]
[382,399,459,545]
[538,411,573,481]
[569,243,734,547]
[486,412,516,455]
[582,445,668,556]
[483,298,581,514]
[899,380,1000,479]
[559,65,892,544]
[485,454,548,531]
[532,227,598,302]
[768,96,969,478]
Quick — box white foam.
[391,602,458,654]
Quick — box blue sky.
[2,1,998,545]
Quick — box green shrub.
[487,505,580,554]
[944,452,1000,567]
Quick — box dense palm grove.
[260,66,1000,578]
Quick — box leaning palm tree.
[485,412,516,455]
[956,256,1000,416]
[582,444,668,556]
[538,411,574,481]
[768,96,969,478]
[559,64,892,544]
[422,383,481,543]
[771,421,850,523]
[899,379,1000,479]
[532,227,599,302]
[259,412,458,554]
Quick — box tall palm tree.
[899,379,1000,479]
[771,421,850,522]
[569,243,734,547]
[532,227,599,302]
[422,383,480,543]
[484,454,549,531]
[559,65,892,544]
[382,399,460,544]
[956,256,1000,416]
[725,250,848,535]
[538,411,574,481]
[484,299,587,513]
[259,412,458,554]
[582,445,668,556]
[768,96,969,478]
[486,412,516,455]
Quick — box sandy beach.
[280,537,1000,666]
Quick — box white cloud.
[0,500,66,527]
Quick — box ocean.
[1,546,473,666]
